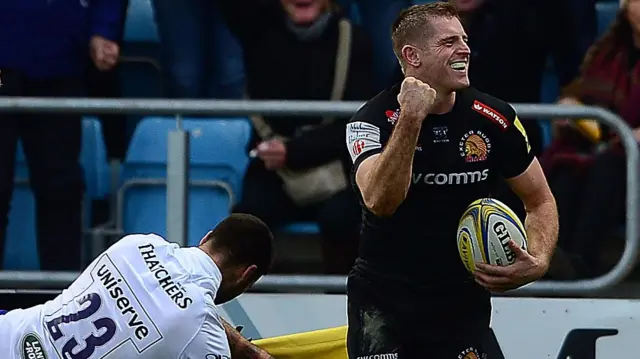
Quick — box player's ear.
[239,264,258,283]
[401,45,421,68]
[198,231,213,246]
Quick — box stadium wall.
[0,291,633,358]
[220,294,637,359]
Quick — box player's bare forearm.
[524,197,558,269]
[222,320,274,359]
[361,114,422,215]
[505,159,558,274]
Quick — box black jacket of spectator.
[0,0,125,78]
[463,0,596,105]
[219,0,375,171]
[461,0,596,222]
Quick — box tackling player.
[0,213,275,359]
[345,3,558,358]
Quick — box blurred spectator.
[86,0,130,161]
[221,0,375,274]
[437,0,597,232]
[449,0,597,157]
[152,0,245,99]
[0,0,124,270]
[542,0,640,279]
[340,0,411,91]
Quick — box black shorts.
[346,271,504,359]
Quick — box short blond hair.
[391,2,460,69]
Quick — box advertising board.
[220,294,635,359]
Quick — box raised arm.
[355,119,421,216]
[350,77,435,217]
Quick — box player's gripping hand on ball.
[397,76,437,119]
[474,240,548,292]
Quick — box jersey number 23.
[45,293,117,359]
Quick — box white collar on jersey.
[182,247,223,285]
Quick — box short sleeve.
[179,305,230,359]
[499,115,535,178]
[346,106,394,171]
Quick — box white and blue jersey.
[0,234,231,359]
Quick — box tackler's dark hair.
[205,213,275,280]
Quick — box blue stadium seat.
[596,2,619,38]
[4,117,110,270]
[82,118,111,200]
[124,0,159,43]
[118,117,251,246]
[121,0,162,107]
[281,222,321,235]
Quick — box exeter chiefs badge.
[457,347,484,359]
[459,130,491,163]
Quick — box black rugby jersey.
[346,84,534,290]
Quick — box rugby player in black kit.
[345,3,559,359]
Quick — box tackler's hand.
[397,76,437,120]
[473,240,547,292]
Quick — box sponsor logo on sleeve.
[346,121,382,163]
[21,333,47,359]
[385,109,400,125]
[472,100,509,131]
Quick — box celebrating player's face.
[420,17,470,92]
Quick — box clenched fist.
[397,77,437,119]
[90,35,120,71]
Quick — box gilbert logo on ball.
[457,198,527,272]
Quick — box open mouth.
[450,60,468,72]
[292,0,314,9]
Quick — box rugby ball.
[457,198,527,273]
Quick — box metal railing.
[0,98,637,296]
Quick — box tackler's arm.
[222,319,274,359]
